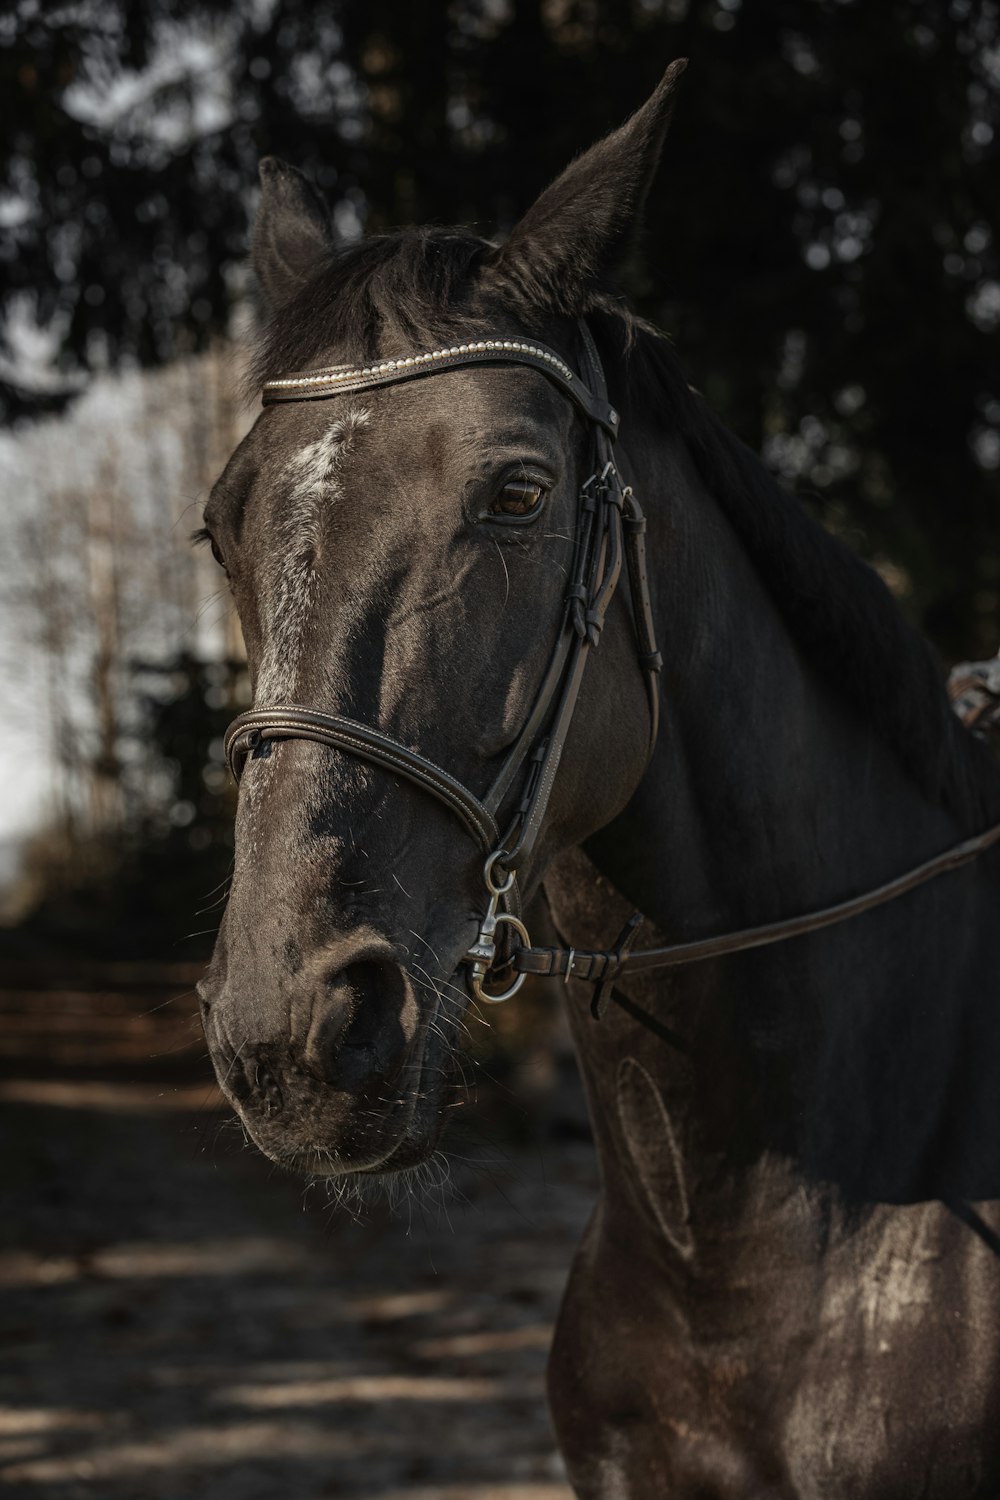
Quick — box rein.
[225,321,1000,1018]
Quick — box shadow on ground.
[0,959,595,1499]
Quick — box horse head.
[196,64,685,1175]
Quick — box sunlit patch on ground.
[0,963,595,1498]
[0,1079,223,1112]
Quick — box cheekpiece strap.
[262,336,622,441]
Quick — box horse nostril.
[306,960,412,1090]
[196,975,218,1020]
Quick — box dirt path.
[0,962,595,1499]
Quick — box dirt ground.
[0,959,598,1500]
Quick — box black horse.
[197,64,1000,1497]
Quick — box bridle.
[224,320,1000,1019]
[225,322,658,1004]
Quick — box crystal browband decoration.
[262,339,576,394]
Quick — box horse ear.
[252,158,333,312]
[489,60,687,313]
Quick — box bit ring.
[470,914,530,1004]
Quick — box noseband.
[225,321,1000,1018]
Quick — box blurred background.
[1,1,998,1496]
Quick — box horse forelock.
[245,228,493,400]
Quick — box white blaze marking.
[257,406,370,703]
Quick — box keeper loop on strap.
[514,745,547,818]
[585,607,606,641]
[591,911,646,1020]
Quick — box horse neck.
[555,410,1000,1211]
[596,421,968,926]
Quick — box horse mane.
[246,227,1000,828]
[591,307,1000,828]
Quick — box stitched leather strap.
[579,319,660,755]
[622,490,662,752]
[490,324,638,869]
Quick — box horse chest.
[545,851,1000,1494]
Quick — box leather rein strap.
[226,320,1000,1019]
[522,821,1000,1019]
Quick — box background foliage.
[2,0,998,952]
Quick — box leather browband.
[262,336,623,440]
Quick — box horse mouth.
[260,1105,449,1180]
[275,1144,401,1178]
[226,987,457,1178]
[276,1127,440,1179]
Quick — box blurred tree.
[9,652,245,957]
[122,650,245,947]
[2,0,997,654]
[0,342,246,948]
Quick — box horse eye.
[194,525,229,572]
[492,480,546,518]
